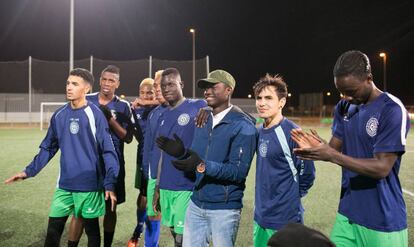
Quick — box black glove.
[99,104,113,120]
[172,149,203,172]
[156,134,186,158]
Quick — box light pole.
[69,0,74,71]
[379,52,387,91]
[190,28,195,98]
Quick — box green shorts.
[159,189,192,234]
[146,179,158,217]
[330,213,408,247]
[49,188,105,219]
[253,221,276,247]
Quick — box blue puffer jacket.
[190,106,258,210]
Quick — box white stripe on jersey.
[54,104,68,118]
[84,106,97,143]
[386,93,408,146]
[274,126,298,182]
[86,92,99,97]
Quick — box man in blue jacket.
[156,69,257,247]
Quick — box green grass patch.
[0,127,413,246]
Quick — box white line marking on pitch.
[403,188,414,197]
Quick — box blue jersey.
[132,105,156,165]
[24,102,119,192]
[86,93,132,164]
[332,93,410,232]
[254,118,315,230]
[142,104,168,179]
[156,99,207,191]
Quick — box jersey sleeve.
[373,103,409,154]
[332,101,345,140]
[24,114,60,177]
[142,112,153,179]
[294,152,315,197]
[203,122,257,183]
[95,112,120,191]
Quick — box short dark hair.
[267,223,335,247]
[253,73,288,100]
[70,68,94,85]
[101,65,120,79]
[162,68,181,79]
[333,50,371,79]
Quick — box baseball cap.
[197,69,236,89]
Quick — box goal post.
[40,102,66,130]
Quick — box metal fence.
[0,56,209,115]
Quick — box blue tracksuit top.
[142,104,168,179]
[132,105,156,167]
[24,102,119,192]
[332,93,409,232]
[190,106,258,210]
[86,93,132,165]
[157,98,207,191]
[254,118,315,230]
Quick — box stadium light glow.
[288,93,292,97]
[379,52,387,91]
[189,28,196,98]
[326,92,331,96]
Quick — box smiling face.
[160,74,183,106]
[255,85,286,120]
[99,71,120,97]
[203,82,232,109]
[139,84,155,101]
[334,74,372,105]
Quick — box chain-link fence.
[0,56,209,123]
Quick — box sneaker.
[127,237,139,247]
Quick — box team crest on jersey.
[136,113,142,120]
[258,140,269,157]
[69,118,80,134]
[366,117,379,137]
[177,113,190,126]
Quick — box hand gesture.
[291,129,324,149]
[131,98,141,109]
[152,186,161,214]
[4,171,27,184]
[105,191,117,212]
[172,149,202,172]
[99,105,113,121]
[156,134,186,158]
[195,108,210,128]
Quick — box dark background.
[1,0,413,104]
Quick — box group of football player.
[5,50,410,247]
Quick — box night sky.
[1,0,413,104]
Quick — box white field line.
[402,188,414,197]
